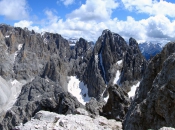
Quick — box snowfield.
[67,76,91,105]
[128,82,140,98]
[113,60,123,85]
[14,44,23,60]
[113,70,121,85]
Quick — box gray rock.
[86,97,105,116]
[15,110,123,130]
[120,38,147,92]
[124,42,175,130]
[0,77,84,130]
[102,84,130,121]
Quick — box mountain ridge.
[1,24,174,130]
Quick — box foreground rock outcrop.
[15,110,122,130]
[102,85,130,121]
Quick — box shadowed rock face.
[102,84,130,121]
[82,30,147,98]
[121,38,147,91]
[124,42,175,130]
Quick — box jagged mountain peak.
[129,37,139,46]
[0,25,150,129]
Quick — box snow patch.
[14,44,23,60]
[128,82,140,98]
[5,35,10,38]
[95,54,98,63]
[43,38,48,44]
[18,44,23,50]
[113,60,123,85]
[104,95,109,102]
[113,70,121,85]
[117,60,122,65]
[41,31,46,37]
[67,76,91,105]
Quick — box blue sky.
[0,0,175,43]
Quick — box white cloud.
[14,20,40,32]
[58,0,75,6]
[122,0,175,17]
[0,0,29,20]
[14,1,175,44]
[67,0,119,21]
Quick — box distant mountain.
[67,37,94,50]
[139,42,163,60]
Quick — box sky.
[0,0,175,43]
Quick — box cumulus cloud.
[121,0,175,17]
[58,0,75,6]
[67,0,119,21]
[14,20,40,32]
[14,0,175,44]
[0,0,29,20]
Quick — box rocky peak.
[74,37,92,59]
[129,37,138,46]
[117,37,147,92]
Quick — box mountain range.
[0,24,174,130]
[139,42,163,60]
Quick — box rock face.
[86,97,105,116]
[120,38,147,91]
[124,42,175,130]
[15,110,122,130]
[102,85,130,121]
[82,30,147,98]
[0,77,84,130]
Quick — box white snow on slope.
[113,70,121,85]
[68,76,91,105]
[15,110,122,130]
[128,82,140,98]
[113,60,123,85]
[41,31,46,37]
[101,84,109,102]
[104,95,109,102]
[14,44,23,60]
[117,60,122,65]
